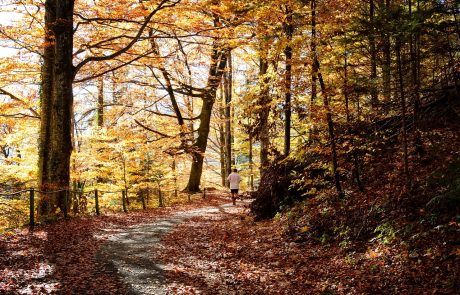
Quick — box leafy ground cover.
[0,194,228,294]
[1,192,458,294]
[157,199,459,295]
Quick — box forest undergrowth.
[156,124,460,294]
[245,98,460,293]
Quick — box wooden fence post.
[29,189,34,227]
[158,189,164,207]
[122,190,128,213]
[63,190,68,218]
[141,191,146,210]
[146,188,150,204]
[95,189,100,216]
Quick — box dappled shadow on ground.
[0,193,231,294]
[96,202,235,295]
[155,203,459,295]
[0,216,131,294]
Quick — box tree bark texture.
[224,51,233,179]
[344,50,364,191]
[381,0,392,102]
[396,41,411,187]
[369,0,379,108]
[219,84,226,187]
[310,0,318,140]
[258,57,270,179]
[38,0,75,216]
[249,130,254,191]
[97,75,104,127]
[284,8,293,157]
[314,57,343,197]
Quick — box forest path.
[96,202,237,294]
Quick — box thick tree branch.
[134,119,172,138]
[73,0,181,76]
[0,88,40,118]
[74,49,155,83]
[142,109,200,121]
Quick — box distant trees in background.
[0,0,458,218]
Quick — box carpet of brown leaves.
[0,194,228,294]
[1,193,457,294]
[157,199,459,295]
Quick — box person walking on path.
[227,169,241,205]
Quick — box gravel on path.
[96,203,235,294]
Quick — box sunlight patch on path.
[96,203,235,294]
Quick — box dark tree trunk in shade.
[310,0,318,140]
[38,0,75,216]
[258,56,270,179]
[369,0,379,108]
[409,0,424,158]
[249,130,254,191]
[224,51,233,179]
[37,0,167,215]
[381,0,392,102]
[219,84,226,187]
[314,57,343,197]
[344,48,364,191]
[97,75,104,127]
[396,41,411,187]
[284,8,293,157]
[185,97,216,192]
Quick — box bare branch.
[73,0,181,76]
[74,49,155,83]
[0,88,40,118]
[134,119,172,138]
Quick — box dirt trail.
[96,203,235,294]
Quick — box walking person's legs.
[230,189,238,205]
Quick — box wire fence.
[0,186,190,229]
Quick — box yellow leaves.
[366,249,381,259]
[300,226,309,233]
[453,247,460,257]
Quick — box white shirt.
[227,172,241,189]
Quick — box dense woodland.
[0,0,459,293]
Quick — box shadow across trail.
[96,203,234,294]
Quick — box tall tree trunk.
[369,0,379,108]
[219,83,226,186]
[38,0,75,216]
[284,7,293,157]
[38,0,56,204]
[185,96,215,192]
[314,56,343,197]
[344,48,364,191]
[382,0,392,103]
[258,56,270,179]
[410,0,424,157]
[249,128,254,191]
[185,46,228,192]
[121,153,130,206]
[97,75,104,127]
[224,51,233,179]
[310,0,318,140]
[396,40,410,188]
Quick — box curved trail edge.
[96,203,235,294]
